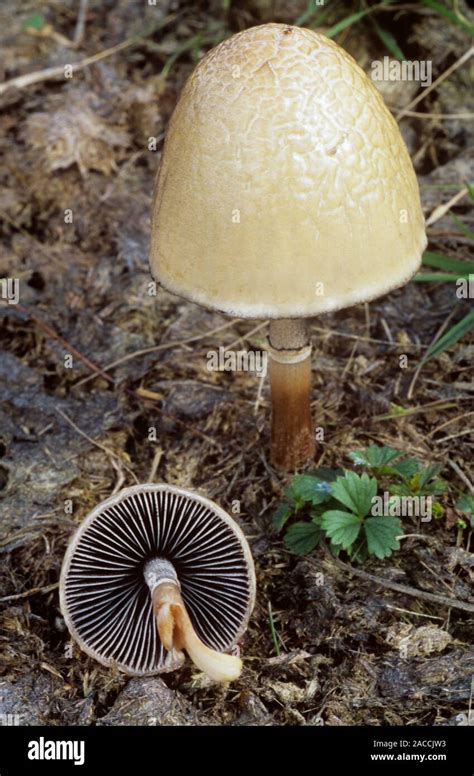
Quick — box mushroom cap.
[60,484,256,676]
[150,23,426,319]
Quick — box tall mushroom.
[150,24,427,470]
[60,484,256,682]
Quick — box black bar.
[0,725,471,773]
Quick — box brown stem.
[268,319,315,471]
[152,581,242,682]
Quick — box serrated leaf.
[348,451,369,466]
[284,522,322,556]
[417,463,444,489]
[389,458,421,481]
[284,475,333,507]
[364,517,401,559]
[331,471,378,516]
[273,502,293,532]
[456,494,474,515]
[423,479,448,496]
[349,444,402,469]
[321,510,362,549]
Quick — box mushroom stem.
[152,580,242,683]
[268,319,315,471]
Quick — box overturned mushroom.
[60,484,256,682]
[150,24,426,470]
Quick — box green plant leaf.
[331,471,378,516]
[308,466,343,482]
[406,471,445,497]
[349,444,402,470]
[321,510,362,549]
[424,479,448,496]
[432,502,444,520]
[389,482,414,497]
[284,475,333,507]
[421,309,474,364]
[364,516,401,559]
[417,463,444,490]
[389,458,421,482]
[456,494,474,515]
[329,540,344,557]
[21,13,45,31]
[311,510,324,526]
[273,502,293,532]
[284,521,322,555]
[310,497,342,522]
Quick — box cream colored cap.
[150,24,426,319]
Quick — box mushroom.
[60,484,256,682]
[150,24,426,471]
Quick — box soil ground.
[0,0,473,726]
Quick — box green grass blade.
[295,0,317,27]
[308,7,335,30]
[295,0,333,27]
[421,309,474,363]
[370,17,404,60]
[325,9,372,38]
[450,213,474,241]
[268,600,280,656]
[422,251,474,274]
[420,0,474,37]
[421,183,474,190]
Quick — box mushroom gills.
[61,485,255,678]
[144,558,242,682]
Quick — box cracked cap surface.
[150,23,426,318]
